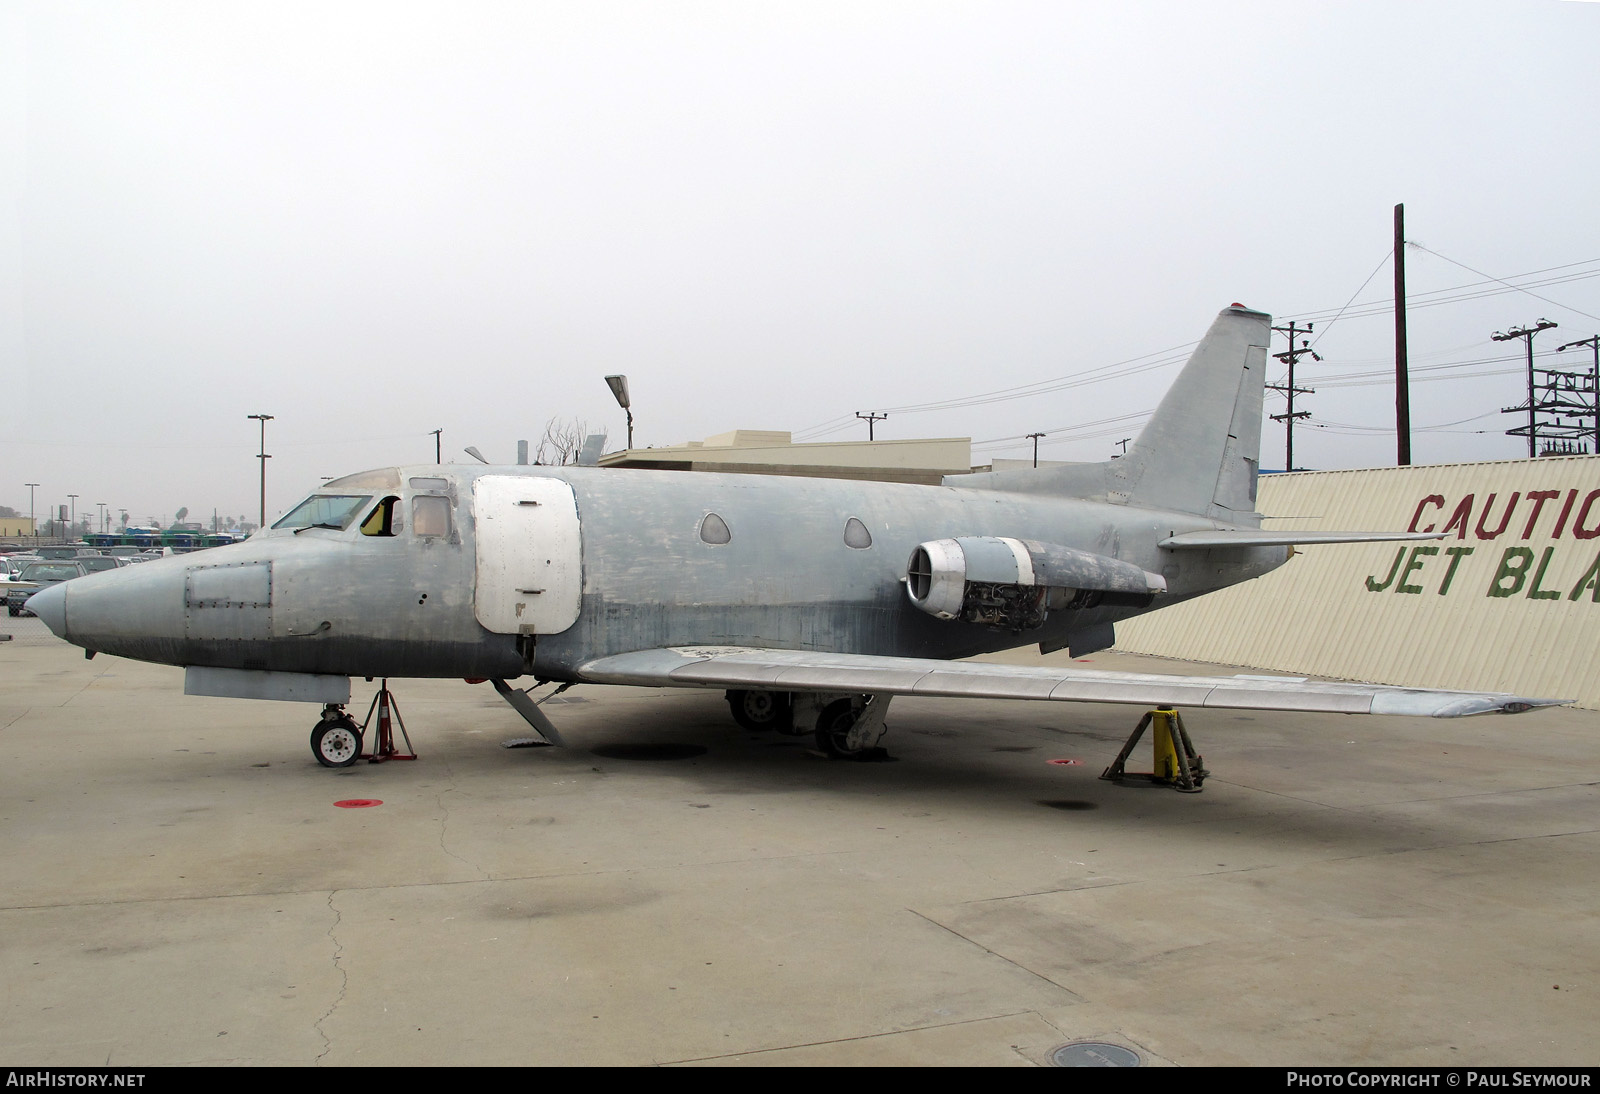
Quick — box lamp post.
[67,494,78,540]
[25,483,39,543]
[248,414,274,530]
[604,375,633,450]
[98,502,108,535]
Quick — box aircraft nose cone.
[28,582,67,638]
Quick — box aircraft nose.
[28,582,67,638]
[33,556,192,662]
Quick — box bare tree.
[535,417,588,466]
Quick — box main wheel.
[311,718,363,768]
[727,689,792,732]
[815,698,869,759]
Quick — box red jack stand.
[360,679,417,763]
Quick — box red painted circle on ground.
[1047,758,1084,766]
[335,799,383,808]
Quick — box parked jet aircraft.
[27,305,1558,771]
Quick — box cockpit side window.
[413,495,452,538]
[360,496,401,537]
[273,494,373,531]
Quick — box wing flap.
[576,647,1563,718]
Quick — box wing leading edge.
[576,647,1563,718]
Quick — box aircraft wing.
[575,646,1562,718]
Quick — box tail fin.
[948,304,1271,525]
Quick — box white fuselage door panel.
[473,476,583,635]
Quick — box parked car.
[5,560,89,616]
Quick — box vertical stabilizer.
[947,305,1271,525]
[1109,304,1270,522]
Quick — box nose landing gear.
[311,680,418,768]
[311,708,362,768]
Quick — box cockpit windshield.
[272,494,373,532]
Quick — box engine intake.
[905,537,1165,630]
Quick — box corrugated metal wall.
[1116,456,1600,709]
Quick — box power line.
[791,255,1600,443]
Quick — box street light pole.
[25,483,39,543]
[604,375,634,449]
[248,414,274,530]
[67,494,78,540]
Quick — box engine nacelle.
[904,537,1166,630]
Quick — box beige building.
[1117,456,1600,709]
[0,517,35,538]
[599,429,974,486]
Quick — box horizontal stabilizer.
[578,647,1563,718]
[1160,529,1448,549]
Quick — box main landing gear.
[725,689,892,760]
[311,680,418,768]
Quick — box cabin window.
[409,477,449,492]
[360,496,401,537]
[699,513,731,545]
[843,517,872,549]
[413,495,452,538]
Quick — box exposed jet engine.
[904,536,1166,631]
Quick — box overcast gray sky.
[4,1,1598,528]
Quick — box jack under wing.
[576,647,1563,719]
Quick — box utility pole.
[25,483,39,543]
[430,428,442,464]
[1026,432,1045,468]
[1269,321,1319,472]
[1494,321,1558,457]
[248,414,274,529]
[856,412,887,441]
[1394,203,1411,465]
[1558,335,1600,452]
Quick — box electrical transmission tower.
[1556,335,1600,453]
[1268,320,1319,471]
[1494,320,1562,457]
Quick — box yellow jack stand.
[1099,707,1208,793]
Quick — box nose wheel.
[310,683,418,768]
[311,709,363,768]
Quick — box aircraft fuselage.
[43,463,1287,684]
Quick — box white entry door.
[472,475,582,635]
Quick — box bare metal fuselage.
[50,463,1285,683]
